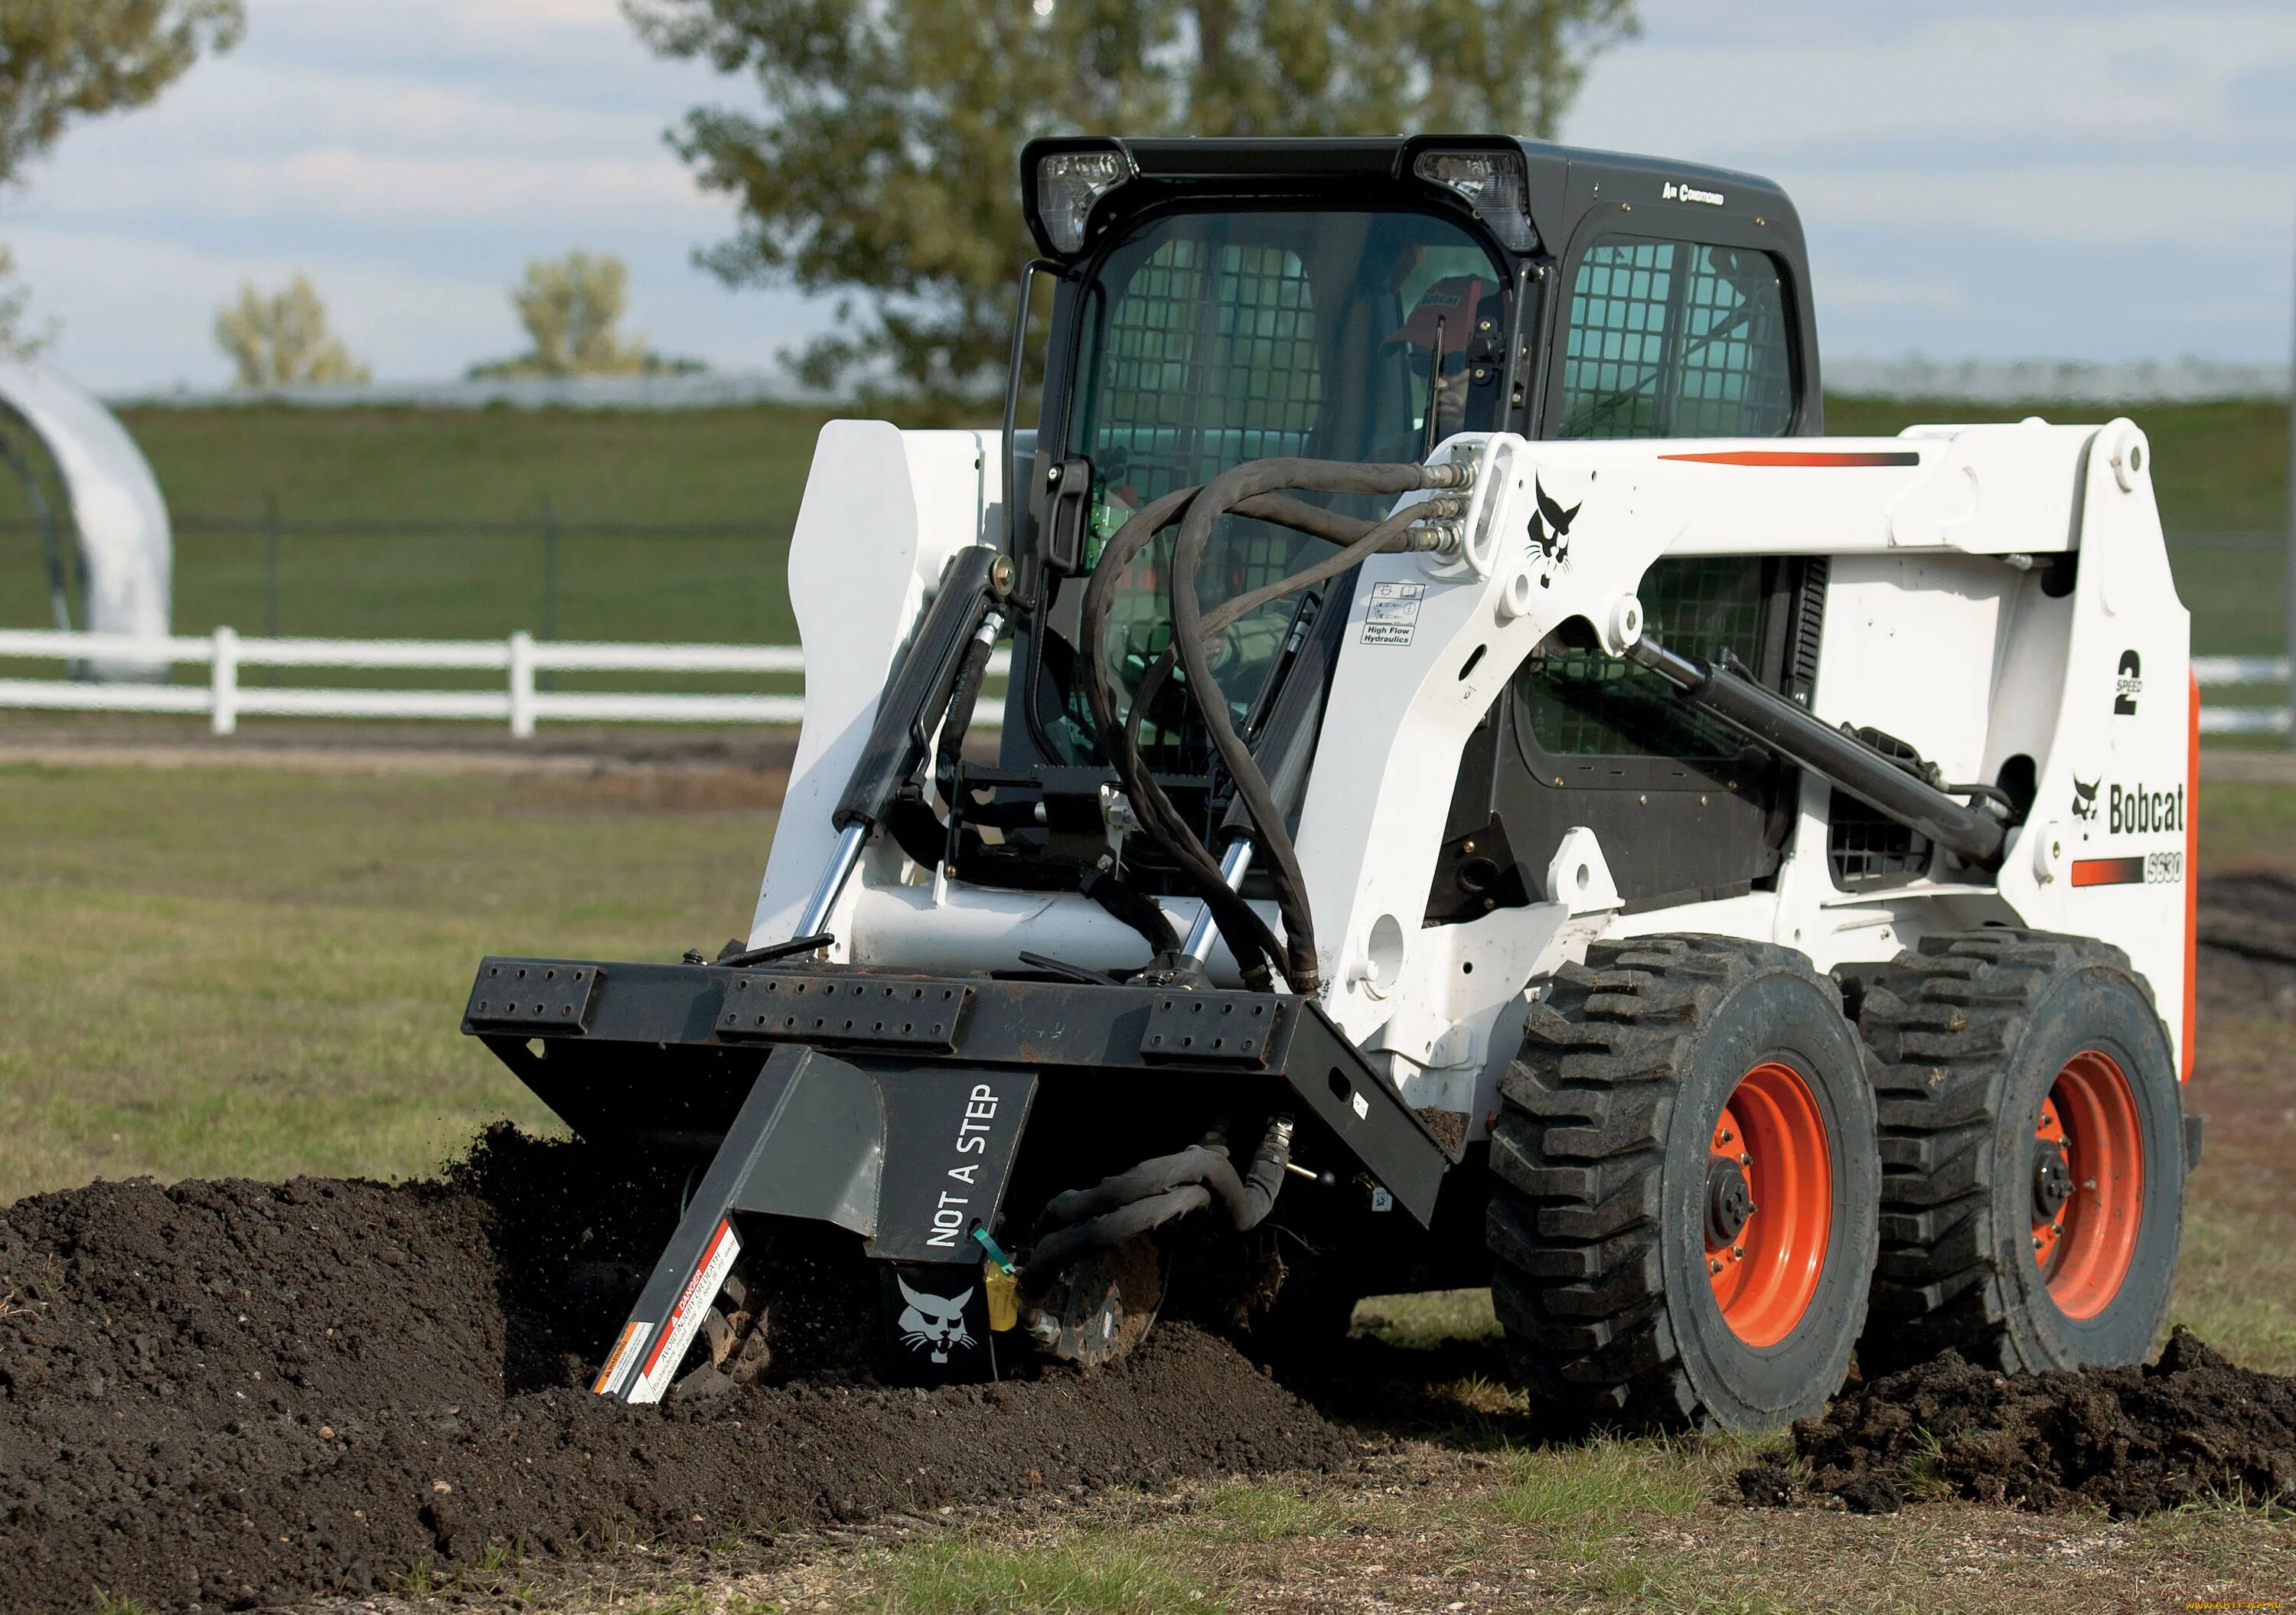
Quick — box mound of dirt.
[0,1130,1347,1613]
[2197,873,2296,1021]
[1743,1329,2296,1516]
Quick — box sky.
[3,0,2292,391]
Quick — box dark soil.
[0,1130,1346,1613]
[1746,1328,2296,1516]
[2198,872,2296,1021]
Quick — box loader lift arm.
[1623,631,2014,870]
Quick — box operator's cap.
[1385,277,1490,354]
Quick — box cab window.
[1556,237,1792,441]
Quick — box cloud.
[60,146,723,230]
[4,223,510,387]
[5,0,2293,387]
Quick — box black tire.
[1854,929,2184,1376]
[1486,935,1880,1433]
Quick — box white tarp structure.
[0,358,171,679]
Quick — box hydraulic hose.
[1023,1120,1295,1284]
[1079,462,1465,990]
[1081,490,1277,984]
[1120,498,1436,816]
[1163,459,1466,990]
[934,609,1004,801]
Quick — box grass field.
[4,760,2293,1612]
[0,397,2287,654]
[0,763,775,1198]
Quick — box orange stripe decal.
[2070,856,2145,888]
[1658,449,1922,468]
[2183,667,2200,1081]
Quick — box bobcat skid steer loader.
[460,135,2197,1433]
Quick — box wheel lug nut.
[1738,1151,1752,1166]
[1708,1257,1724,1275]
[1730,1245,1745,1261]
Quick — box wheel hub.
[1706,1156,1758,1246]
[2031,1137,2073,1222]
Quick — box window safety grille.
[1557,238,1792,441]
[1084,235,1328,774]
[1516,556,1769,760]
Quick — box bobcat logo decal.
[1528,477,1581,587]
[2071,777,2099,821]
[895,1277,977,1364]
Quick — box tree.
[625,0,1638,399]
[0,246,52,360]
[1,0,246,356]
[214,276,370,387]
[468,250,698,379]
[1,0,246,188]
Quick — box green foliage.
[0,0,242,353]
[0,0,243,187]
[0,244,50,359]
[471,250,700,379]
[625,0,1638,399]
[214,276,371,387]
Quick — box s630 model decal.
[2073,851,2182,887]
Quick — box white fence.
[2192,656,2290,736]
[0,627,2280,739]
[0,628,1009,736]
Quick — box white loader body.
[758,416,2192,1147]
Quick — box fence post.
[508,630,536,739]
[210,626,240,736]
[263,491,281,647]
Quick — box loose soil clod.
[0,1130,1345,1613]
[1746,1328,2296,1516]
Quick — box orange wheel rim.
[1705,1061,1832,1347]
[2032,1050,2144,1319]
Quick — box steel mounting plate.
[716,972,974,1051]
[1139,990,1280,1066]
[464,958,605,1033]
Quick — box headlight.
[1036,149,1130,254]
[1414,150,1538,253]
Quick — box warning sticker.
[592,1319,648,1398]
[1362,581,1425,645]
[628,1218,742,1405]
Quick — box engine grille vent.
[1828,726,1932,891]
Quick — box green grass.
[0,396,2283,653]
[1489,1434,1707,1536]
[0,763,772,1202]
[871,1533,1219,1614]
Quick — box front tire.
[1856,930,2184,1375]
[1486,936,1880,1433]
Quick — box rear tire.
[1855,930,2184,1375]
[1486,935,1880,1433]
